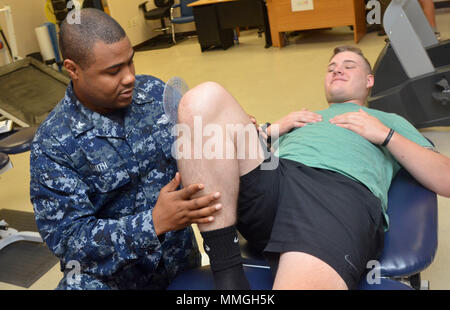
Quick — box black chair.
[82,0,105,10]
[139,0,175,35]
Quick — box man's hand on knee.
[152,172,222,236]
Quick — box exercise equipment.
[368,0,450,128]
[167,168,437,290]
[0,39,8,65]
[0,6,19,64]
[0,128,43,251]
[0,57,70,127]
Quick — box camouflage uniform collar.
[67,77,155,137]
[65,83,93,137]
[67,82,125,138]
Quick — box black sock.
[201,225,250,290]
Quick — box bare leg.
[418,0,437,28]
[273,252,348,290]
[176,82,265,289]
[177,81,264,231]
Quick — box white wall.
[0,0,48,65]
[106,0,155,46]
[106,0,195,47]
[0,0,196,66]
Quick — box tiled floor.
[0,7,449,290]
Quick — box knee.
[178,81,230,122]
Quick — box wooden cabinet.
[192,4,234,51]
[266,0,367,47]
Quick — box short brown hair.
[331,46,373,74]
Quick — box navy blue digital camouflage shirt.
[30,75,201,290]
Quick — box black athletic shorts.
[237,157,385,290]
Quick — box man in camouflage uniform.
[30,9,221,289]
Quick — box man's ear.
[366,74,375,89]
[64,59,80,80]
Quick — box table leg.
[271,31,285,47]
[353,0,367,43]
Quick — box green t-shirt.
[274,102,433,229]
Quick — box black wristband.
[381,128,395,146]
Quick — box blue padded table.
[239,168,436,289]
[378,169,438,280]
[167,265,413,290]
[167,168,437,290]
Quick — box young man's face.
[324,51,374,105]
[70,37,136,114]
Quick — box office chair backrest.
[180,0,195,17]
[155,0,175,8]
[82,0,104,10]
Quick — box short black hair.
[59,8,127,68]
